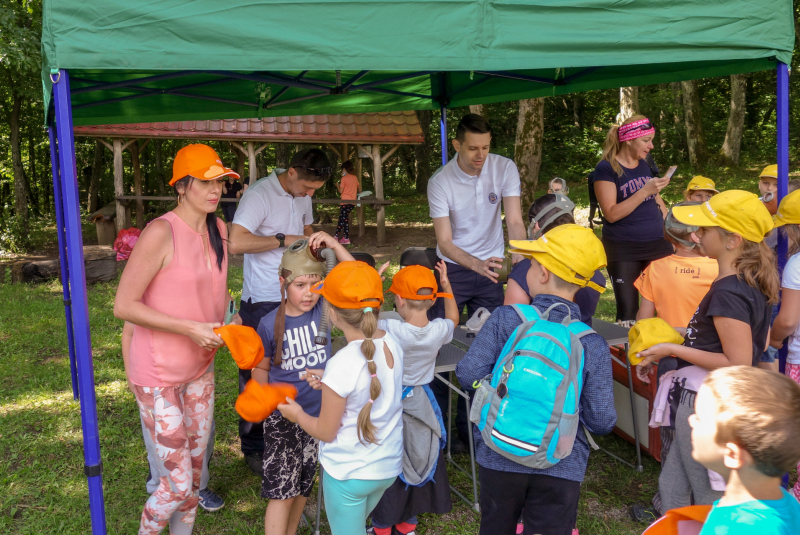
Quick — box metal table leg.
[436,371,480,513]
[624,343,644,472]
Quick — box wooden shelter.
[74,111,424,245]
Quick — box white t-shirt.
[427,152,521,264]
[232,170,313,303]
[782,254,800,364]
[319,333,404,481]
[378,318,454,386]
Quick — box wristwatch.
[276,233,285,248]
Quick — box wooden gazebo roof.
[73,111,424,144]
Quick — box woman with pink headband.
[592,115,672,326]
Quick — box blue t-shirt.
[508,259,605,325]
[593,159,665,242]
[257,300,332,417]
[699,489,800,535]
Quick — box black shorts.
[261,412,319,500]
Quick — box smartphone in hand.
[663,165,678,181]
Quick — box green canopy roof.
[41,0,794,125]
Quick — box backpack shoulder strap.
[511,303,544,324]
[568,320,596,340]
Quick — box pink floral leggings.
[133,371,214,535]
[787,363,800,503]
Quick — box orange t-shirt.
[340,173,359,202]
[634,254,719,329]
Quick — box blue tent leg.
[440,106,448,165]
[52,68,108,534]
[777,61,790,375]
[48,125,80,401]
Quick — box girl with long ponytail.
[278,261,404,535]
[636,190,778,513]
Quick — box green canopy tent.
[41,0,793,532]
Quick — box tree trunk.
[573,96,585,130]
[681,80,707,166]
[275,143,291,169]
[154,140,165,196]
[617,87,639,122]
[10,94,29,244]
[27,124,39,214]
[88,139,104,213]
[469,104,484,116]
[719,74,747,166]
[515,98,545,208]
[414,110,433,194]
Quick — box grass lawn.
[1,165,779,533]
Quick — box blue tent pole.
[47,125,80,400]
[440,106,448,165]
[52,68,108,534]
[777,61,790,375]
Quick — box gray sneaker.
[198,488,225,512]
[244,451,262,475]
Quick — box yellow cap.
[509,224,607,293]
[671,189,774,244]
[760,164,778,179]
[628,318,685,365]
[773,190,800,227]
[684,176,718,194]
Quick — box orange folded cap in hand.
[235,379,298,423]
[213,324,264,370]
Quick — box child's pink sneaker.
[339,238,351,245]
[572,529,579,535]
[516,522,523,534]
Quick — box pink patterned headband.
[618,118,655,142]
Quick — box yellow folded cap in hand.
[628,318,685,365]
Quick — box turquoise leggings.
[322,469,395,535]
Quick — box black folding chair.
[349,251,376,267]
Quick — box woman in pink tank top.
[115,144,240,534]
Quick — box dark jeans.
[221,203,237,223]
[238,298,280,455]
[429,261,504,444]
[478,465,580,535]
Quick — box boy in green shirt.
[690,366,800,534]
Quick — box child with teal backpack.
[456,224,617,535]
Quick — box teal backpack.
[469,303,593,469]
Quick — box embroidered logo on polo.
[488,192,498,204]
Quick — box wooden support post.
[131,140,144,230]
[247,142,258,185]
[371,144,386,246]
[112,138,130,233]
[355,153,365,238]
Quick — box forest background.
[2,0,800,253]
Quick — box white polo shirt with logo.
[233,169,313,303]
[427,153,521,264]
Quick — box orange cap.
[170,144,240,186]
[388,265,454,301]
[310,261,384,310]
[235,379,297,423]
[213,325,264,370]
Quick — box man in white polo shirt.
[428,113,526,319]
[427,114,526,450]
[228,148,331,473]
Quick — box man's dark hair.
[289,148,331,182]
[342,160,355,174]
[456,114,492,142]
